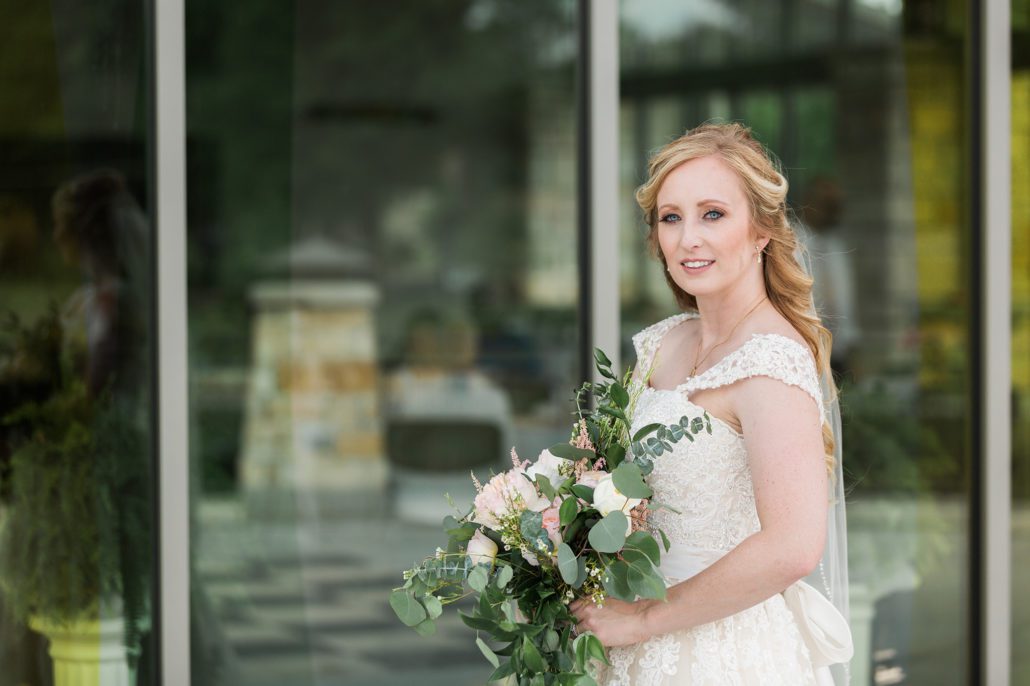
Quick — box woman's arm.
[570,375,827,646]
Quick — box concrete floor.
[193,495,1030,686]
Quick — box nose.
[678,220,703,250]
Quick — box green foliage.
[390,345,707,682]
[587,512,628,553]
[840,380,952,493]
[0,307,151,655]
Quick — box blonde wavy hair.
[636,121,838,471]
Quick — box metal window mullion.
[589,0,620,382]
[155,0,191,682]
[982,0,1012,683]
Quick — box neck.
[694,274,768,344]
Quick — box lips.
[680,259,715,273]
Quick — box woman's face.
[655,154,767,299]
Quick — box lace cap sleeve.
[686,333,825,418]
[629,312,697,387]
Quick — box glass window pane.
[0,2,157,685]
[620,2,972,684]
[186,2,579,684]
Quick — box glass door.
[618,2,977,684]
[0,2,158,684]
[184,2,582,684]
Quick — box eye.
[703,209,724,221]
[658,212,681,224]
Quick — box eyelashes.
[658,209,724,223]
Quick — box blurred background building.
[0,0,1026,684]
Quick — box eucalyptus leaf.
[588,511,628,553]
[495,564,514,589]
[624,550,667,600]
[601,560,632,601]
[557,543,578,584]
[501,599,516,623]
[389,590,427,627]
[611,462,652,499]
[468,565,489,592]
[632,422,663,441]
[421,594,443,620]
[412,617,437,637]
[593,347,613,368]
[573,555,588,589]
[624,530,661,565]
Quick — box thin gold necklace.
[690,296,768,377]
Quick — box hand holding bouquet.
[391,348,710,683]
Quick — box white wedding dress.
[593,311,827,686]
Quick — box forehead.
[657,155,747,206]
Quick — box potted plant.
[0,306,151,686]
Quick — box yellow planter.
[28,613,130,686]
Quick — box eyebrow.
[657,198,731,211]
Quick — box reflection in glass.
[187,2,578,684]
[0,3,156,686]
[619,1,972,684]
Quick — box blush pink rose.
[472,468,550,530]
[541,501,562,548]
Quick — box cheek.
[656,228,676,257]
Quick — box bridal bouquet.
[391,348,709,683]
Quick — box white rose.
[466,529,498,567]
[592,474,642,535]
[526,449,572,487]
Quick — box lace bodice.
[627,311,825,555]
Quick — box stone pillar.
[239,237,387,518]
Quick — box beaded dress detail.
[593,311,825,686]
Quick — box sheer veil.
[796,229,852,685]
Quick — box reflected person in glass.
[570,122,851,685]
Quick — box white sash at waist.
[660,544,853,669]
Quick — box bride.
[570,122,852,685]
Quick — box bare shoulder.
[746,308,809,349]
